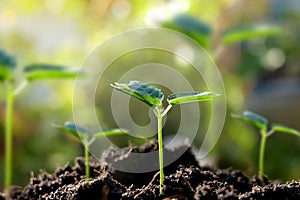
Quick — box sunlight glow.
[111,0,132,19]
[145,0,190,26]
[262,48,285,71]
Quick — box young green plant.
[232,111,300,181]
[111,80,219,194]
[0,49,84,187]
[55,122,127,183]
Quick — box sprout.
[0,49,84,187]
[111,80,219,194]
[55,122,127,184]
[232,111,300,182]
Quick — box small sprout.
[111,80,219,195]
[0,49,84,188]
[55,122,127,184]
[232,111,300,182]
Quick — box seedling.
[55,122,127,183]
[111,80,219,194]
[163,14,282,60]
[232,111,300,181]
[0,49,84,187]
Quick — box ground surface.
[1,141,300,199]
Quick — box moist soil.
[1,140,300,200]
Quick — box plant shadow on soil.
[1,140,300,199]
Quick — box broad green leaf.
[24,64,84,81]
[163,14,212,48]
[94,128,128,138]
[54,122,88,139]
[110,81,164,107]
[0,49,16,81]
[232,111,268,130]
[222,24,281,45]
[272,124,300,137]
[167,92,219,106]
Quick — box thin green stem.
[157,110,164,195]
[14,80,28,96]
[84,141,90,185]
[259,130,267,181]
[161,105,172,117]
[5,81,14,187]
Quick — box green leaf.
[24,64,85,81]
[232,111,268,130]
[167,92,219,106]
[163,14,212,48]
[272,124,300,137]
[54,122,88,139]
[0,49,16,81]
[110,81,164,107]
[94,128,128,138]
[222,24,281,45]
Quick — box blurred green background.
[1,0,300,190]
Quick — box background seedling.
[163,14,282,61]
[55,122,127,184]
[232,111,300,181]
[0,49,84,188]
[111,80,219,194]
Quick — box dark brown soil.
[1,140,300,199]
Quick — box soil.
[1,140,300,200]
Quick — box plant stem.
[5,81,14,187]
[84,142,90,185]
[14,80,28,96]
[161,105,172,117]
[259,130,267,181]
[157,110,164,195]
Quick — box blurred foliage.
[163,14,213,48]
[1,0,300,190]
